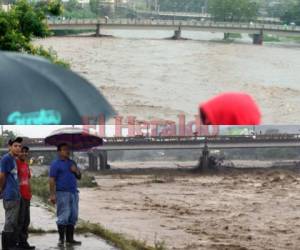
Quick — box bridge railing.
[102,134,300,145]
[1,135,299,149]
[46,18,300,32]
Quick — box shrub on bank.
[0,0,68,67]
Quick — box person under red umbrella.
[199,92,261,125]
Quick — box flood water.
[36,30,300,124]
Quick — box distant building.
[78,0,89,5]
[1,4,11,12]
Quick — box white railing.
[46,18,300,32]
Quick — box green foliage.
[76,221,167,250]
[90,0,100,14]
[152,0,206,12]
[0,10,29,51]
[51,29,95,35]
[64,0,78,12]
[0,130,23,151]
[88,0,112,17]
[34,0,63,16]
[29,45,70,68]
[13,0,49,38]
[263,34,280,42]
[281,0,300,25]
[48,0,63,16]
[63,7,96,19]
[208,0,259,22]
[259,0,296,19]
[31,176,49,203]
[0,0,67,67]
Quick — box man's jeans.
[3,200,20,233]
[56,191,79,226]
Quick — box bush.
[0,0,67,67]
[31,176,49,203]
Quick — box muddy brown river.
[35,30,300,124]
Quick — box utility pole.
[154,0,159,13]
[204,0,208,14]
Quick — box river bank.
[0,198,117,250]
[27,167,164,250]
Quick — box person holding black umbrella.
[49,143,82,246]
[0,137,22,250]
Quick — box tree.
[13,0,50,39]
[64,0,79,12]
[0,0,67,67]
[208,0,259,22]
[2,129,16,139]
[281,0,300,25]
[0,129,16,147]
[258,0,296,18]
[89,0,112,17]
[89,0,100,15]
[157,0,207,12]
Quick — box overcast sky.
[2,125,120,138]
[2,125,74,138]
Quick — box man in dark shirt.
[0,137,22,250]
[49,143,81,246]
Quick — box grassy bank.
[227,33,242,39]
[76,221,166,250]
[263,34,281,42]
[283,36,300,43]
[52,29,96,36]
[30,174,166,250]
[263,34,300,43]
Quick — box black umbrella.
[0,52,115,125]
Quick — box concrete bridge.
[1,135,300,170]
[47,18,300,44]
[2,135,300,152]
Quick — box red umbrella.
[45,127,102,151]
[199,92,261,125]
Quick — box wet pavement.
[0,199,117,250]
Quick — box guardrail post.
[88,152,98,171]
[224,32,230,40]
[96,23,101,37]
[98,150,108,170]
[253,29,263,45]
[172,25,182,40]
[198,140,210,171]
